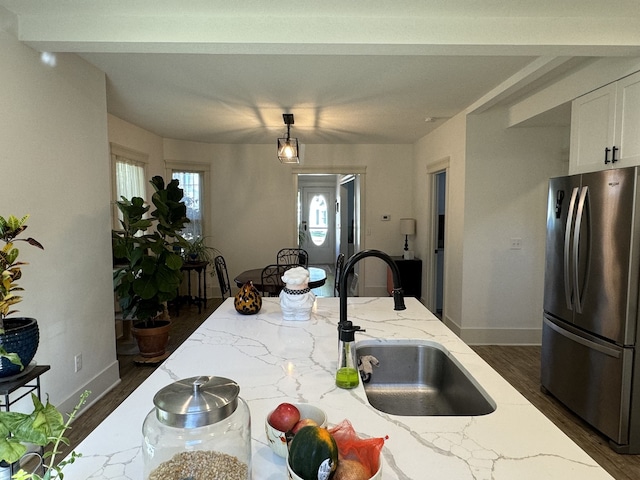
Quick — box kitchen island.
[63,297,613,479]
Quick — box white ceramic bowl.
[287,456,382,480]
[265,403,327,458]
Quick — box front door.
[300,186,335,265]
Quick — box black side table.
[387,256,422,298]
[0,365,50,411]
[180,261,208,314]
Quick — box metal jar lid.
[153,376,240,428]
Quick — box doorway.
[299,185,336,265]
[432,170,446,319]
[297,172,361,274]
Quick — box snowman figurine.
[279,266,316,321]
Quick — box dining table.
[233,265,327,293]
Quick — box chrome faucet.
[338,249,406,328]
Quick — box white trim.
[165,160,211,173]
[110,142,149,163]
[427,156,450,174]
[292,165,366,175]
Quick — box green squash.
[288,425,338,480]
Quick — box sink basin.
[356,340,496,416]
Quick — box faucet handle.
[339,321,365,342]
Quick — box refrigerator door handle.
[564,187,579,310]
[544,317,621,358]
[573,186,589,314]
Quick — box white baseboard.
[443,315,541,345]
[58,359,120,418]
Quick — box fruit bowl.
[265,403,327,458]
[287,455,382,480]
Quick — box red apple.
[291,418,319,434]
[268,403,301,432]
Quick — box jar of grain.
[142,376,251,480]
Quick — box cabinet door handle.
[612,146,619,163]
[604,147,611,164]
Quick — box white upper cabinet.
[570,71,640,174]
[616,73,640,166]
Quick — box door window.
[309,194,328,246]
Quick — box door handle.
[605,147,611,164]
[612,146,619,163]
[573,186,589,314]
[564,187,579,310]
[544,317,621,358]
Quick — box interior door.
[301,186,335,265]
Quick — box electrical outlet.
[74,353,82,373]
[510,237,523,250]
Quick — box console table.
[0,365,50,411]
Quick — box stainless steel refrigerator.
[542,166,640,454]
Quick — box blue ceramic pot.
[0,318,39,378]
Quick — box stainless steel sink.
[356,340,496,416]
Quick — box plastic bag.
[328,419,386,476]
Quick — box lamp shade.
[400,218,416,235]
[277,137,299,163]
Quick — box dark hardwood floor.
[55,306,639,479]
[472,345,640,480]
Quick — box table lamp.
[400,218,416,259]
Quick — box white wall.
[162,140,414,297]
[413,106,569,344]
[0,27,118,413]
[462,108,569,344]
[413,112,467,329]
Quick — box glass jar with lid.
[142,376,251,480]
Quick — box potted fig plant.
[0,390,89,479]
[112,176,189,358]
[0,215,44,378]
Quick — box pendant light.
[277,113,299,164]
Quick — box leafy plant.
[112,176,190,326]
[0,215,44,368]
[182,236,220,264]
[1,390,89,480]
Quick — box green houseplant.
[182,236,220,264]
[0,215,44,377]
[0,390,89,480]
[112,176,189,357]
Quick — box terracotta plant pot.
[131,320,171,358]
[0,318,39,378]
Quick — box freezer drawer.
[541,315,634,445]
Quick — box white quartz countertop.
[63,297,613,479]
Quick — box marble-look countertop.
[62,297,613,479]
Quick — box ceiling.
[1,1,639,145]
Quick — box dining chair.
[214,255,232,299]
[277,248,309,268]
[261,264,286,297]
[334,253,345,296]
